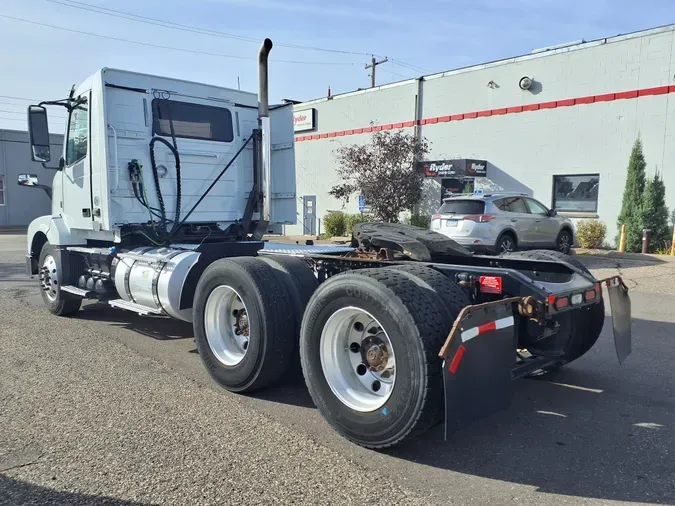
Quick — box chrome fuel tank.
[113,247,200,322]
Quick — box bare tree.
[329,130,429,222]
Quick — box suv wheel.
[556,229,572,254]
[496,234,516,254]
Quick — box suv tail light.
[463,214,495,223]
[431,214,441,220]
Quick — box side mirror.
[549,209,558,217]
[18,174,39,187]
[27,105,51,163]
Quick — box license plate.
[445,220,458,227]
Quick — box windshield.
[438,200,485,214]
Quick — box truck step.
[108,299,163,316]
[60,285,96,298]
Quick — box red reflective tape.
[328,132,336,138]
[492,108,507,115]
[311,134,320,140]
[320,134,328,139]
[402,120,415,127]
[616,90,638,100]
[336,131,345,136]
[539,101,557,109]
[639,86,669,97]
[464,111,478,118]
[438,115,451,123]
[670,85,675,93]
[427,117,439,124]
[523,104,539,111]
[354,128,363,134]
[595,93,615,102]
[576,96,595,104]
[507,106,523,113]
[450,114,464,120]
[449,345,466,374]
[477,320,497,335]
[345,129,354,135]
[381,124,394,130]
[393,122,404,128]
[557,99,575,107]
[362,127,372,133]
[372,125,382,131]
[477,109,492,117]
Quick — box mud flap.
[605,277,632,364]
[439,299,518,439]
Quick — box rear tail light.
[463,214,495,223]
[432,214,441,220]
[555,297,569,310]
[585,289,596,301]
[594,283,602,298]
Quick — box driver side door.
[525,198,558,247]
[61,95,93,230]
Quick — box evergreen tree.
[617,139,647,252]
[641,171,670,252]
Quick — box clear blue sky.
[0,0,673,132]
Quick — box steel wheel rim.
[320,307,396,412]
[204,285,250,366]
[500,237,514,253]
[40,254,59,301]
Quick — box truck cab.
[22,64,296,269]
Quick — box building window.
[0,175,4,205]
[65,101,89,166]
[552,174,599,213]
[152,99,234,143]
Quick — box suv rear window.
[438,200,485,214]
[152,99,234,142]
[495,196,528,213]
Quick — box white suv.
[430,193,574,254]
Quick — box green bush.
[409,214,431,228]
[345,213,369,235]
[323,211,346,237]
[576,219,607,249]
[616,139,647,252]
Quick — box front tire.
[300,267,457,448]
[556,229,573,254]
[192,257,296,393]
[38,243,81,317]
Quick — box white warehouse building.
[286,24,675,245]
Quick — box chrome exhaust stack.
[257,38,273,229]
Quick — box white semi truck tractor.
[18,39,633,449]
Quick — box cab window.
[65,101,89,166]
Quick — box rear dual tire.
[300,266,467,448]
[193,255,318,393]
[506,250,605,367]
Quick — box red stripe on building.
[295,85,675,142]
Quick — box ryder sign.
[293,109,316,132]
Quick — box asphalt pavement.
[1,234,674,505]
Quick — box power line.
[389,58,431,74]
[45,0,372,57]
[0,94,39,102]
[0,14,360,66]
[0,105,67,117]
[0,116,64,123]
[42,0,429,75]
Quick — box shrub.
[409,214,431,228]
[576,219,607,249]
[323,211,346,237]
[345,213,370,235]
[641,171,670,253]
[616,139,647,251]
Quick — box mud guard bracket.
[439,299,519,439]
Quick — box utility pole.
[365,55,388,88]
